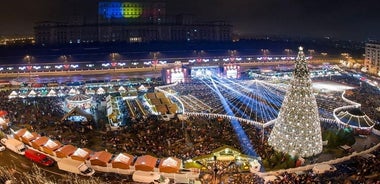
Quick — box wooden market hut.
[111,153,134,169]
[55,144,77,158]
[14,129,39,145]
[42,139,63,156]
[21,132,40,146]
[90,151,113,167]
[14,128,27,140]
[159,157,182,173]
[31,136,49,151]
[134,155,158,172]
[71,148,92,161]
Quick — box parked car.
[24,149,55,167]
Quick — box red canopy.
[0,111,8,116]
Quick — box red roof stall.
[21,132,40,146]
[71,148,92,161]
[111,153,134,169]
[159,157,182,173]
[31,136,49,151]
[134,155,158,172]
[14,128,27,140]
[55,145,77,158]
[90,151,113,167]
[42,139,63,156]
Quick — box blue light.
[99,2,123,19]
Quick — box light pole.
[24,55,33,81]
[110,53,119,71]
[284,49,292,58]
[60,55,70,72]
[149,52,160,82]
[261,49,269,57]
[308,49,315,58]
[193,50,205,63]
[228,50,237,62]
[150,52,160,70]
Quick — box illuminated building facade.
[98,1,166,23]
[0,36,35,46]
[34,1,232,44]
[268,47,323,157]
[365,42,380,76]
[35,22,232,44]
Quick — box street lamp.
[24,55,32,64]
[308,49,315,57]
[284,49,292,57]
[60,55,70,71]
[193,50,205,63]
[24,55,33,80]
[261,49,269,56]
[110,53,120,70]
[228,50,237,62]
[150,51,160,70]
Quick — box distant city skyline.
[0,0,379,41]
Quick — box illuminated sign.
[191,66,220,78]
[224,65,241,79]
[166,68,186,83]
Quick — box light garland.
[268,46,323,157]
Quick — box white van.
[1,138,26,155]
[57,158,95,176]
[132,171,170,184]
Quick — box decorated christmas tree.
[268,46,322,157]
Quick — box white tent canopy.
[47,89,57,97]
[118,86,126,93]
[138,85,147,92]
[57,90,65,97]
[68,88,77,95]
[28,90,37,97]
[9,91,18,98]
[97,87,105,94]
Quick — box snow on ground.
[312,81,355,92]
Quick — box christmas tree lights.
[268,46,322,157]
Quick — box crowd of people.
[167,79,284,123]
[345,82,380,123]
[0,70,380,183]
[262,147,380,184]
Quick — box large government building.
[34,1,232,45]
[365,42,380,75]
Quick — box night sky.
[0,0,379,41]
